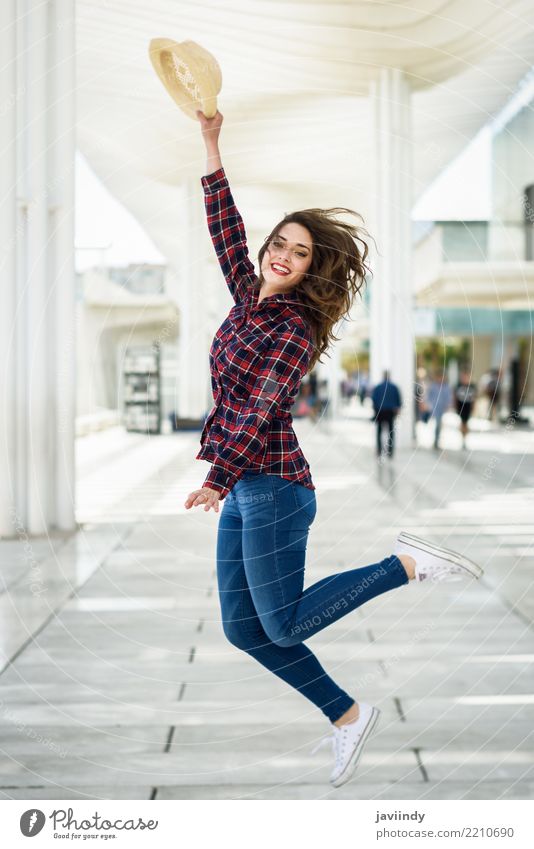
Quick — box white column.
[177,178,211,419]
[370,68,415,447]
[51,1,76,531]
[0,0,18,536]
[26,0,50,534]
[14,5,27,531]
[0,0,76,537]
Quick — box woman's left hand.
[184,486,221,513]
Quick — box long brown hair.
[257,209,371,371]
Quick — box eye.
[297,251,308,258]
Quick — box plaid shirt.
[196,167,316,499]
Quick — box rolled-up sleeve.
[202,324,313,498]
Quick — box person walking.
[371,370,402,459]
[317,379,329,417]
[358,371,369,406]
[455,370,477,449]
[426,371,453,450]
[184,110,484,788]
[485,367,502,422]
[415,366,430,423]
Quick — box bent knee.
[222,622,252,651]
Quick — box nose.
[276,246,292,263]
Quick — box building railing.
[416,221,534,264]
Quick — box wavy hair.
[257,208,371,371]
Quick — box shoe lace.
[310,726,349,770]
[428,564,465,584]
[310,734,334,756]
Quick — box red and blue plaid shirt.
[196,167,316,499]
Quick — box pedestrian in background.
[293,382,314,419]
[426,370,453,450]
[358,371,369,406]
[317,379,329,417]
[415,366,430,423]
[455,369,477,449]
[485,367,502,421]
[371,370,402,459]
[346,373,358,405]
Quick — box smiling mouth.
[271,263,291,276]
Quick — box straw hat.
[148,38,222,120]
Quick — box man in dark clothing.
[455,370,477,449]
[371,370,402,459]
[485,368,501,421]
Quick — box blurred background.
[1,0,533,802]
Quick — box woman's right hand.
[196,109,223,147]
[184,485,221,513]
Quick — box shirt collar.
[250,284,305,309]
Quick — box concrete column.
[14,5,27,530]
[0,0,76,537]
[177,178,211,418]
[369,68,415,447]
[0,0,18,536]
[51,1,76,530]
[26,0,50,534]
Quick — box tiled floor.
[1,408,533,799]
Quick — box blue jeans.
[433,414,443,448]
[216,471,408,723]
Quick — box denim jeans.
[433,414,444,448]
[375,410,396,456]
[216,471,408,723]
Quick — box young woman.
[184,111,483,788]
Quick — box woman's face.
[260,222,313,290]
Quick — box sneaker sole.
[398,531,484,580]
[331,707,381,788]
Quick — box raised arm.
[197,109,223,174]
[197,110,256,303]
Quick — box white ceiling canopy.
[76,0,534,264]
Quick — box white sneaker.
[311,702,380,788]
[394,531,484,583]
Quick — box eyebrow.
[275,235,311,250]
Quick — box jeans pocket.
[292,483,317,525]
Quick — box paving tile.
[422,751,534,782]
[0,785,153,800]
[0,415,533,799]
[0,725,169,755]
[0,748,421,787]
[155,780,534,800]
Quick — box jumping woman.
[184,110,484,788]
